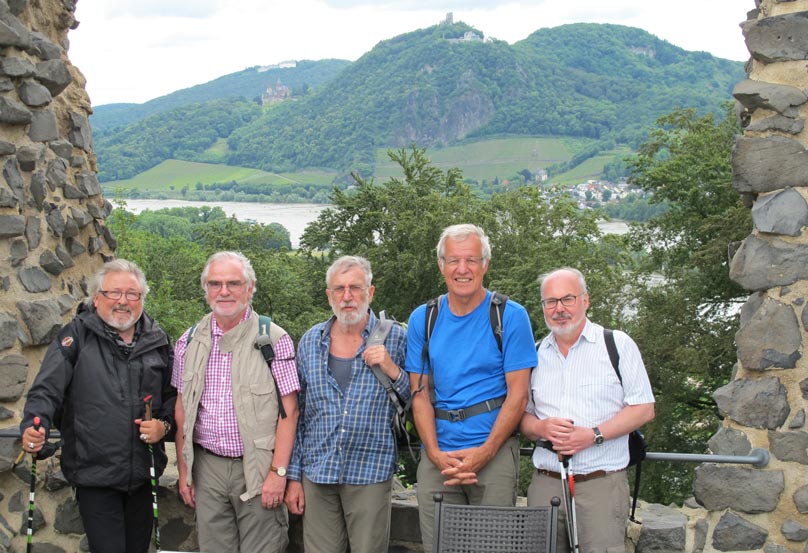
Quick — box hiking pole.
[143,395,161,552]
[26,416,41,553]
[557,453,580,553]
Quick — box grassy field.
[374,136,605,182]
[103,160,338,192]
[104,137,629,195]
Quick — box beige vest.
[180,311,287,501]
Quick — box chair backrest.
[432,494,560,553]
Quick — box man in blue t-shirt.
[405,223,537,551]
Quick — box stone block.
[733,79,807,117]
[694,465,783,513]
[713,377,789,429]
[34,59,71,96]
[781,519,808,541]
[54,497,83,535]
[9,237,27,266]
[735,297,801,370]
[0,312,19,350]
[711,511,767,551]
[28,108,58,142]
[635,503,686,552]
[769,431,808,464]
[0,56,35,77]
[0,355,26,401]
[18,266,52,293]
[743,12,808,63]
[752,189,808,236]
[0,214,25,237]
[730,235,808,291]
[68,111,92,151]
[16,299,62,345]
[0,95,31,125]
[732,136,808,194]
[17,79,51,107]
[25,215,41,249]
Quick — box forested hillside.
[94,21,744,184]
[91,59,350,133]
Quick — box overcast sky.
[68,0,753,107]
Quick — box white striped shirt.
[528,319,654,474]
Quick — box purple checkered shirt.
[172,308,299,457]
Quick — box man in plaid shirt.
[286,256,408,553]
[173,251,300,553]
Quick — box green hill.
[92,21,745,188]
[91,59,351,133]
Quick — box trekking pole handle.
[143,395,153,421]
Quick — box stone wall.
[681,0,808,551]
[0,0,115,551]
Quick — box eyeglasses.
[443,256,485,267]
[99,290,143,301]
[541,294,580,309]
[206,280,246,292]
[328,285,367,296]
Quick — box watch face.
[276,466,287,477]
[595,435,604,445]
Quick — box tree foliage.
[625,107,751,504]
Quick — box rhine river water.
[123,199,628,249]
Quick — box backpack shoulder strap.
[603,328,622,385]
[185,323,199,346]
[489,291,508,352]
[254,314,288,419]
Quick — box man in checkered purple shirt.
[172,251,300,553]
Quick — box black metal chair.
[432,493,560,553]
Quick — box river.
[122,199,629,248]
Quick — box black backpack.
[604,328,647,524]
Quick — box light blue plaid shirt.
[288,311,408,484]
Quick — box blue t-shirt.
[405,290,537,450]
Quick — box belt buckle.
[447,409,465,422]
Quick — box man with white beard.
[520,267,655,553]
[286,256,408,553]
[22,259,175,553]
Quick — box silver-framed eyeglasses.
[206,280,246,292]
[443,256,484,267]
[541,294,580,309]
[99,290,143,301]
[328,285,367,296]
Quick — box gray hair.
[200,251,257,296]
[538,267,589,297]
[436,224,491,268]
[85,259,149,306]
[325,255,373,288]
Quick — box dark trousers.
[76,483,153,553]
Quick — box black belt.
[537,468,625,482]
[434,395,506,422]
[195,444,242,460]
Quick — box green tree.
[625,106,751,505]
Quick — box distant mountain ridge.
[92,21,744,183]
[90,59,351,133]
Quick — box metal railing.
[518,447,769,468]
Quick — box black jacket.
[21,303,176,491]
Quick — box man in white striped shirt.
[520,267,655,553]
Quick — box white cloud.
[69,0,751,106]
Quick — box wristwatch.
[271,465,287,477]
[593,427,604,445]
